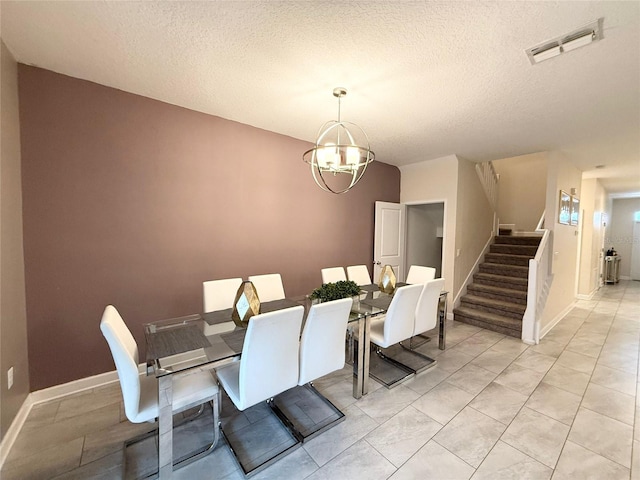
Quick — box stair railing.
[475,161,499,210]
[522,228,553,344]
[535,211,545,231]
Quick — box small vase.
[378,265,397,294]
[231,281,261,328]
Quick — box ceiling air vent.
[526,18,604,65]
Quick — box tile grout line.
[551,286,633,473]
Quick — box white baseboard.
[0,349,206,469]
[539,301,577,339]
[576,290,596,301]
[0,394,34,467]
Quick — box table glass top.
[143,286,393,377]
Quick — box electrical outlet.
[8,367,14,390]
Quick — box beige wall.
[400,155,458,299]
[0,40,29,440]
[493,152,547,232]
[541,151,582,332]
[609,197,640,278]
[454,157,494,295]
[577,178,607,296]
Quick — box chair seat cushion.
[216,361,243,410]
[133,370,219,423]
[369,315,389,348]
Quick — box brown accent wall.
[18,65,400,391]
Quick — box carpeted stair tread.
[474,272,528,286]
[479,262,529,278]
[493,236,542,246]
[461,294,526,316]
[467,283,527,304]
[460,295,527,320]
[490,244,538,256]
[485,253,532,267]
[453,306,522,333]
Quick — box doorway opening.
[405,203,445,278]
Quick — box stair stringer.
[452,233,494,314]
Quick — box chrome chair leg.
[123,398,220,479]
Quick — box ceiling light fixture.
[303,88,375,194]
[526,18,604,65]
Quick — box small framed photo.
[570,195,580,226]
[558,190,571,225]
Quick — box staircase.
[454,235,542,338]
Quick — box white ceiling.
[2,1,639,195]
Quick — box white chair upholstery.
[100,305,220,424]
[298,298,353,385]
[203,277,243,312]
[413,278,445,337]
[346,265,372,286]
[203,277,243,336]
[370,284,423,349]
[321,267,347,284]
[406,265,436,284]
[216,306,304,411]
[248,273,286,302]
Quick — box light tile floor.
[2,280,639,479]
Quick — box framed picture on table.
[558,190,571,225]
[570,195,580,226]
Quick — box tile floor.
[2,280,639,479]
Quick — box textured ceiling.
[2,1,639,194]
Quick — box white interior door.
[374,201,406,282]
[631,217,640,280]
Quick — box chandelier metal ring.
[303,88,375,194]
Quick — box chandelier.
[303,88,375,194]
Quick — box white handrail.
[522,229,553,344]
[535,211,545,231]
[475,161,499,210]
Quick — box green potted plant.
[310,280,362,307]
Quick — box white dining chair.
[216,305,304,410]
[216,306,304,474]
[248,273,286,302]
[202,277,243,336]
[399,278,445,372]
[203,277,243,312]
[412,278,445,340]
[269,297,352,441]
[369,284,423,387]
[346,265,372,286]
[321,267,347,284]
[406,265,436,284]
[100,305,220,468]
[298,297,353,385]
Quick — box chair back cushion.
[382,284,423,346]
[298,298,352,385]
[100,305,141,422]
[414,278,445,336]
[321,267,347,284]
[406,265,436,284]
[248,273,286,302]
[346,265,372,286]
[203,277,243,312]
[238,305,304,409]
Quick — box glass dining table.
[143,284,448,479]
